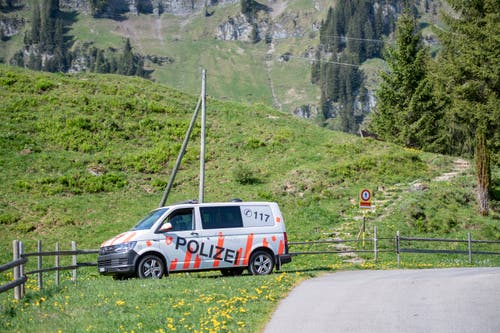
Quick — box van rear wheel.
[137,254,165,278]
[248,251,274,275]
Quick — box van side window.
[166,209,193,231]
[200,206,243,229]
[241,205,274,227]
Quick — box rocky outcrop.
[59,0,90,12]
[293,104,319,119]
[58,0,238,16]
[216,10,308,42]
[0,15,24,40]
[216,14,254,41]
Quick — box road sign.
[360,189,372,209]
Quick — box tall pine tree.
[369,11,441,149]
[434,0,499,160]
[434,0,499,215]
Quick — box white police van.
[98,201,291,278]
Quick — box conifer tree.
[434,0,499,160]
[30,2,41,43]
[369,11,440,148]
[120,38,135,75]
[434,0,499,214]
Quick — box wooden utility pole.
[159,98,201,207]
[199,69,207,203]
[159,69,207,207]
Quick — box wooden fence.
[288,226,393,261]
[0,240,98,300]
[1,231,499,300]
[396,231,500,266]
[288,228,500,266]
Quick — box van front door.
[157,208,201,272]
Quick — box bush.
[35,79,55,92]
[0,212,21,225]
[233,165,260,185]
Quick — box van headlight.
[99,241,137,255]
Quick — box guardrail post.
[13,240,20,300]
[374,226,378,262]
[55,242,60,286]
[468,233,472,264]
[38,240,43,291]
[396,231,400,267]
[72,241,77,283]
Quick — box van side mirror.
[159,222,172,233]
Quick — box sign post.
[359,189,372,209]
[359,189,372,247]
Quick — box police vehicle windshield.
[132,208,169,231]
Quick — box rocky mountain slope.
[1,0,443,124]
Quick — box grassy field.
[0,65,498,332]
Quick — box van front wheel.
[248,251,274,275]
[137,254,165,278]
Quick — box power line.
[318,34,387,44]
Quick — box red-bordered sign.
[360,189,372,209]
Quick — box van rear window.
[241,205,274,227]
[200,206,243,229]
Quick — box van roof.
[161,201,278,209]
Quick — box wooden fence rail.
[289,226,394,261]
[1,230,499,300]
[0,240,98,300]
[396,231,500,266]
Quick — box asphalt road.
[263,268,500,333]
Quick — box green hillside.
[0,64,499,332]
[1,63,498,256]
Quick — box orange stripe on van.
[278,240,285,255]
[170,258,178,271]
[272,236,277,242]
[275,217,281,223]
[183,250,193,269]
[213,232,225,268]
[194,255,201,269]
[109,232,127,246]
[243,233,254,266]
[263,238,269,248]
[122,232,137,244]
[235,248,243,266]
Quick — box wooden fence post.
[13,240,20,300]
[396,231,400,267]
[374,226,378,262]
[38,240,43,291]
[468,233,472,264]
[72,241,77,283]
[19,241,25,298]
[55,243,60,286]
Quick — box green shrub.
[233,165,260,185]
[245,137,266,149]
[0,212,21,225]
[35,79,55,92]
